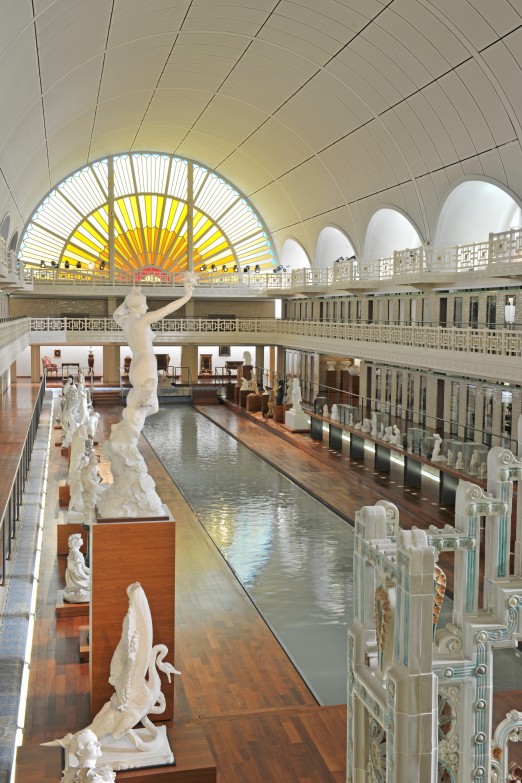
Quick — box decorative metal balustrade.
[28,317,522,359]
[23,226,522,293]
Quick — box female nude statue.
[98,273,198,518]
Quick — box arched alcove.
[363,208,422,260]
[315,226,356,269]
[8,231,18,257]
[279,238,311,270]
[0,215,10,242]
[434,179,522,247]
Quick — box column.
[474,383,485,444]
[10,360,16,384]
[181,344,198,385]
[255,345,264,380]
[425,374,437,431]
[412,374,421,424]
[31,344,41,382]
[102,345,120,385]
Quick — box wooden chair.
[42,355,59,377]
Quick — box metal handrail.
[1,374,46,585]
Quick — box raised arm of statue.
[141,272,198,326]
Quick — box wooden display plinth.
[90,512,175,720]
[55,590,89,618]
[245,394,262,413]
[273,403,287,423]
[239,389,252,408]
[14,723,216,783]
[79,625,89,662]
[58,480,70,507]
[233,386,240,404]
[61,445,70,458]
[57,521,86,555]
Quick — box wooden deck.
[7,391,521,779]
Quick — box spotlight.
[40,260,45,267]
[233,264,238,273]
[76,261,82,269]
[64,261,70,269]
[211,264,216,272]
[221,264,227,272]
[200,264,207,272]
[244,265,250,273]
[99,260,105,270]
[51,261,58,268]
[254,264,260,273]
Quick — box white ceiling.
[1,0,522,257]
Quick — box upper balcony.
[21,226,522,299]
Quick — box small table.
[62,362,80,378]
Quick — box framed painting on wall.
[219,346,231,357]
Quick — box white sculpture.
[361,418,371,433]
[455,451,464,470]
[469,450,479,475]
[61,729,115,783]
[349,413,354,427]
[68,445,100,524]
[63,533,90,604]
[50,583,180,771]
[354,420,362,430]
[61,382,80,447]
[98,276,196,518]
[447,449,455,467]
[370,412,378,437]
[243,350,252,365]
[323,404,330,418]
[291,377,303,413]
[479,462,487,479]
[331,404,339,421]
[383,425,393,442]
[391,425,402,447]
[431,433,443,462]
[378,423,385,439]
[68,424,89,485]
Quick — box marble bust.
[61,729,115,782]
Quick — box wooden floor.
[7,390,521,779]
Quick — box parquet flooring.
[8,392,521,780]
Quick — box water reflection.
[144,406,354,705]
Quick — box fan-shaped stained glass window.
[19,153,276,278]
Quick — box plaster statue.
[323,404,330,418]
[63,533,90,604]
[276,380,285,405]
[77,377,91,427]
[349,413,354,427]
[68,424,89,485]
[455,451,464,470]
[61,729,115,783]
[243,350,252,366]
[62,382,80,447]
[266,374,277,418]
[479,462,487,480]
[378,423,385,439]
[51,584,179,770]
[469,450,479,476]
[68,445,101,524]
[291,377,303,413]
[391,425,402,447]
[331,404,339,421]
[354,420,362,430]
[57,376,74,423]
[383,425,393,442]
[431,434,443,462]
[98,275,197,518]
[370,412,378,438]
[447,449,455,467]
[361,418,371,434]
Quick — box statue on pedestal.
[68,443,101,524]
[370,412,378,437]
[290,377,303,413]
[50,583,180,771]
[62,381,80,447]
[431,434,443,462]
[98,275,197,519]
[361,418,371,434]
[455,451,464,470]
[63,533,90,604]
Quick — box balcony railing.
[22,226,522,293]
[28,317,522,359]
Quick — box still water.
[144,406,354,705]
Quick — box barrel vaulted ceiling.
[1,0,522,258]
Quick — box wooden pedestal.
[245,394,262,413]
[90,515,175,720]
[14,723,216,783]
[239,389,251,408]
[58,480,70,507]
[55,590,89,618]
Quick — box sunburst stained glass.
[19,153,275,278]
